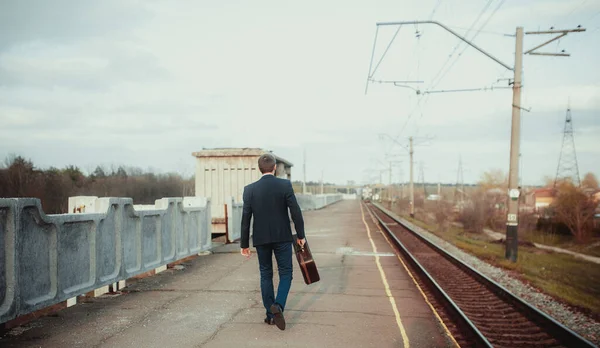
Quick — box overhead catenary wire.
[427,0,495,91]
[429,0,444,20]
[549,4,598,48]
[564,0,589,20]
[367,1,517,153]
[588,9,600,21]
[386,20,426,151]
[391,93,429,145]
[390,0,509,141]
[421,0,443,36]
[447,25,513,37]
[429,0,508,91]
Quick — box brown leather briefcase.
[292,235,320,285]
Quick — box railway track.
[365,202,596,348]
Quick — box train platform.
[0,200,454,348]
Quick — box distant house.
[426,194,441,201]
[532,188,555,212]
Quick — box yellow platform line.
[359,202,410,348]
[365,204,460,348]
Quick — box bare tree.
[582,172,599,190]
[3,153,19,168]
[542,175,555,188]
[434,200,453,232]
[478,168,507,191]
[552,182,597,242]
[474,169,509,231]
[1,156,194,212]
[5,155,36,197]
[459,191,486,233]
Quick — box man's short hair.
[258,153,277,174]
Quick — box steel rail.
[366,202,492,347]
[368,202,597,348]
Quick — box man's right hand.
[297,238,306,248]
[240,248,251,259]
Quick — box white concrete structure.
[192,148,293,232]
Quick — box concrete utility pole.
[389,161,393,202]
[378,133,416,210]
[419,161,426,196]
[302,149,307,194]
[369,20,585,262]
[455,156,465,208]
[505,27,524,262]
[409,137,414,218]
[320,170,324,194]
[506,26,584,262]
[400,169,405,199]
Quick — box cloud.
[524,85,600,112]
[0,39,169,91]
[0,0,149,50]
[0,0,598,186]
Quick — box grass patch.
[381,203,600,316]
[509,250,600,315]
[520,229,572,246]
[517,230,600,258]
[569,242,600,258]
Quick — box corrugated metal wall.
[195,156,261,219]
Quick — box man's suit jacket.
[241,174,305,249]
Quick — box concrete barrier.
[295,194,343,211]
[342,194,357,200]
[0,196,212,324]
[226,197,243,243]
[224,194,342,243]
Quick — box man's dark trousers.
[241,174,305,321]
[256,242,293,319]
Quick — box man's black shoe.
[270,304,286,330]
[264,317,275,325]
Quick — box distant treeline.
[0,155,194,214]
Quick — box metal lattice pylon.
[554,107,580,187]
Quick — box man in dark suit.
[241,153,305,331]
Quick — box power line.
[446,25,513,37]
[396,2,509,163]
[565,0,589,19]
[393,94,428,144]
[429,0,444,20]
[388,0,509,141]
[427,0,495,90]
[421,0,443,36]
[553,6,599,47]
[429,0,507,90]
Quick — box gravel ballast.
[377,204,600,346]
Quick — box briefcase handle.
[293,235,307,253]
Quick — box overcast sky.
[0,0,598,186]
